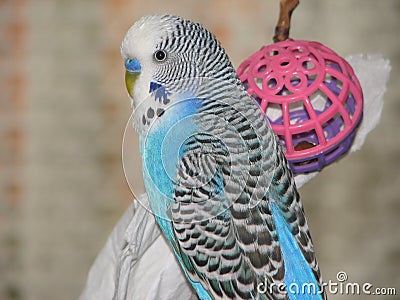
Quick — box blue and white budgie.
[121,14,326,300]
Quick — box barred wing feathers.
[170,96,325,300]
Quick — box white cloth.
[79,54,391,300]
[79,194,192,300]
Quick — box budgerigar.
[121,14,326,300]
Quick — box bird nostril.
[125,58,132,69]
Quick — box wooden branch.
[273,0,299,42]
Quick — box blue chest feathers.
[140,97,203,240]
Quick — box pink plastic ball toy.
[237,39,363,174]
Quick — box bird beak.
[124,58,141,98]
[125,70,139,98]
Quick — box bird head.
[121,14,239,132]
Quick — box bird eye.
[154,50,167,62]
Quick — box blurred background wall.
[0,0,399,299]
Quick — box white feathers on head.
[121,15,178,62]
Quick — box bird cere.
[121,14,327,300]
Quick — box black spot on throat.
[157,108,165,117]
[147,107,155,118]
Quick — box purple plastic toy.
[237,39,363,174]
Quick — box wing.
[170,98,326,300]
